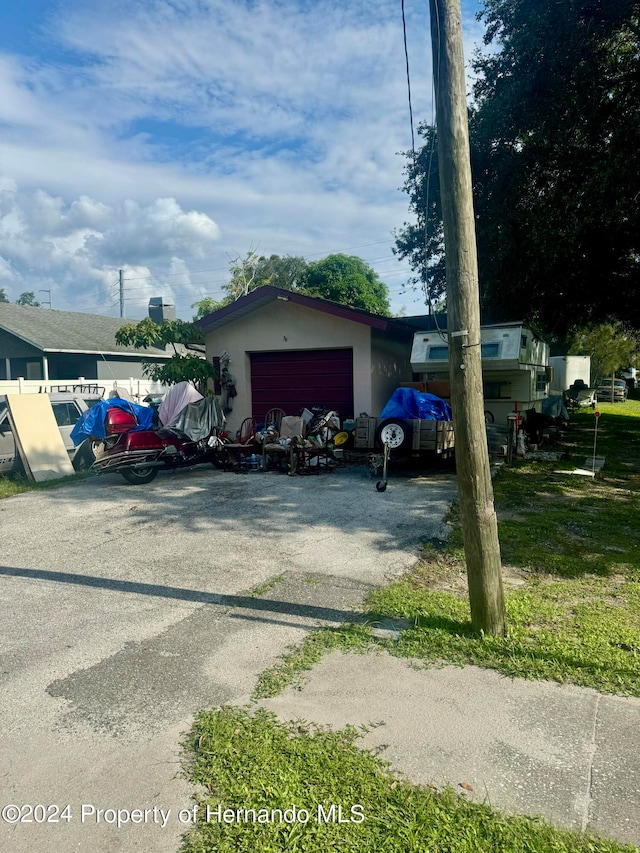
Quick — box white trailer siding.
[549,356,591,392]
[410,322,550,425]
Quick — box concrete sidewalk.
[261,651,640,848]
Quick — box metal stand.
[376,442,390,492]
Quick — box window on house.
[26,361,43,380]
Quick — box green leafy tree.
[304,254,391,316]
[568,321,639,385]
[0,288,9,303]
[224,251,309,299]
[396,0,640,334]
[15,291,40,306]
[192,296,227,321]
[393,124,446,312]
[194,251,389,319]
[251,254,309,292]
[115,318,214,394]
[470,0,640,333]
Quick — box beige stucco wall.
[370,328,413,416]
[204,300,373,434]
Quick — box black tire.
[210,450,229,470]
[72,439,96,471]
[375,481,387,492]
[120,466,158,484]
[375,419,411,451]
[484,410,495,424]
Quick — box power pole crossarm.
[429,0,506,635]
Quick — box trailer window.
[428,345,449,360]
[481,343,501,358]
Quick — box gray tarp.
[167,396,225,441]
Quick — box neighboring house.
[197,286,415,433]
[410,317,551,423]
[0,302,177,388]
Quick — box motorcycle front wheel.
[120,466,158,484]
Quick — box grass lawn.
[180,401,640,853]
[0,470,89,499]
[180,707,636,853]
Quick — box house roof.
[0,303,173,358]
[196,286,415,336]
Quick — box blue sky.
[0,0,486,319]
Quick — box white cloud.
[0,0,487,317]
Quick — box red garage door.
[250,349,354,422]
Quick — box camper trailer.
[549,355,591,393]
[410,322,551,425]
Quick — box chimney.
[148,297,176,323]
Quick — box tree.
[16,291,40,306]
[393,124,446,312]
[469,0,640,333]
[192,252,388,318]
[191,253,309,322]
[192,296,226,321]
[115,318,215,394]
[304,254,391,316]
[568,321,639,385]
[226,249,260,301]
[396,0,640,335]
[0,288,9,303]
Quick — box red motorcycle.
[91,397,229,484]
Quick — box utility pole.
[429,0,506,635]
[119,269,124,318]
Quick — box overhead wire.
[400,0,447,332]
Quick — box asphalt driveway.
[0,464,456,852]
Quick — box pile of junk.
[226,406,344,476]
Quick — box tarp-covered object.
[71,398,154,445]
[166,396,225,442]
[159,382,203,428]
[380,387,452,421]
[542,394,569,420]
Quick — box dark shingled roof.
[0,303,172,358]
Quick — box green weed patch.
[181,706,635,853]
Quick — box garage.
[250,348,354,421]
[198,286,414,435]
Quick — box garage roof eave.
[196,286,412,335]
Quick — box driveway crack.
[582,692,601,832]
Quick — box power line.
[119,238,398,284]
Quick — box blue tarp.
[71,398,154,445]
[380,387,452,421]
